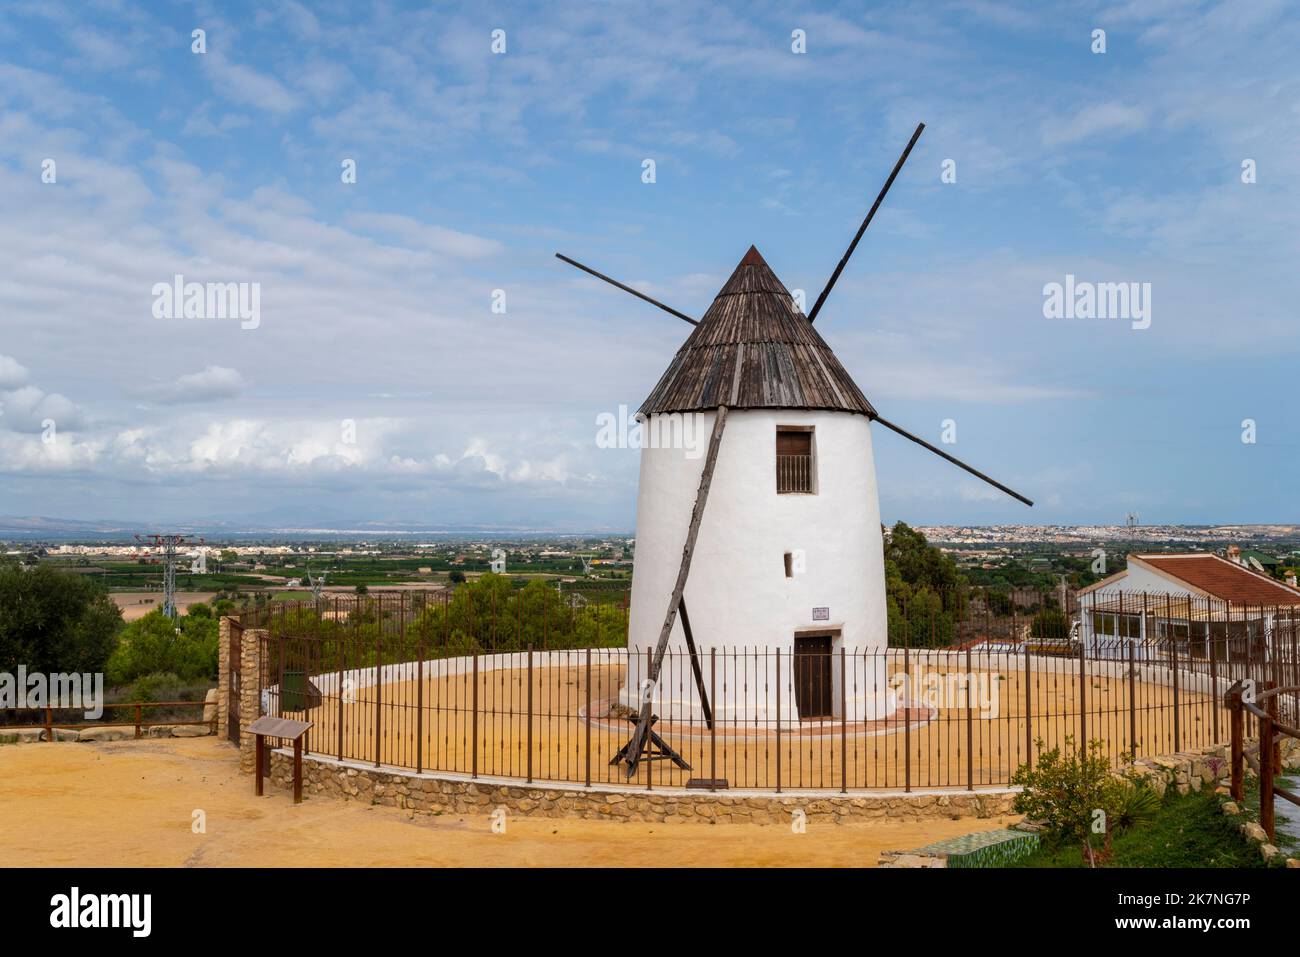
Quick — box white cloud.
[149,366,246,404]
[1043,103,1148,147]
[0,354,28,389]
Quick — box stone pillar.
[217,616,231,740]
[239,628,267,774]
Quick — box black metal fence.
[239,588,1300,792]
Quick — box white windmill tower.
[558,123,1032,775]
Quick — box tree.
[0,561,121,674]
[106,608,218,685]
[883,522,967,647]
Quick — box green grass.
[1012,785,1280,868]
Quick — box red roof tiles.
[1134,554,1300,606]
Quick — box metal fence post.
[471,650,479,779]
[374,632,382,768]
[840,647,848,794]
[1228,683,1244,802]
[1023,645,1033,770]
[584,648,592,788]
[710,648,718,791]
[1078,641,1087,755]
[416,631,425,775]
[1169,595,1180,754]
[775,648,782,794]
[1128,639,1138,757]
[1209,608,1220,744]
[904,644,912,792]
[526,645,534,784]
[966,646,974,791]
[337,635,345,761]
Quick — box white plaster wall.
[623,408,888,720]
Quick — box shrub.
[106,609,218,686]
[129,672,184,703]
[1012,736,1157,865]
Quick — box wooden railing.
[2,700,214,741]
[1227,680,1300,840]
[776,453,813,493]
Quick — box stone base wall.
[264,750,1017,824]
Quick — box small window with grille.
[776,427,815,494]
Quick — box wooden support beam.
[623,405,730,776]
[679,598,713,730]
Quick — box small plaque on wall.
[812,607,830,621]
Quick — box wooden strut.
[679,598,713,730]
[622,405,729,777]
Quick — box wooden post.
[255,733,265,797]
[134,703,142,740]
[45,704,53,743]
[293,737,303,804]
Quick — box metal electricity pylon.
[134,533,203,619]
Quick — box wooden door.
[794,634,833,719]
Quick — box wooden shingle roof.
[638,246,875,417]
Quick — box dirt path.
[0,738,1015,867]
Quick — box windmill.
[557,122,1032,777]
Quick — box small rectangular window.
[776,427,815,494]
[784,552,793,578]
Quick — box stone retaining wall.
[264,749,1017,824]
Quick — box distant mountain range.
[0,515,632,540]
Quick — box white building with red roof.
[1077,552,1300,661]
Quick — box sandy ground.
[282,657,1223,791]
[0,737,1014,867]
[113,591,215,621]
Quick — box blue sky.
[0,0,1297,529]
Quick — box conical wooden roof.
[639,246,875,416]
